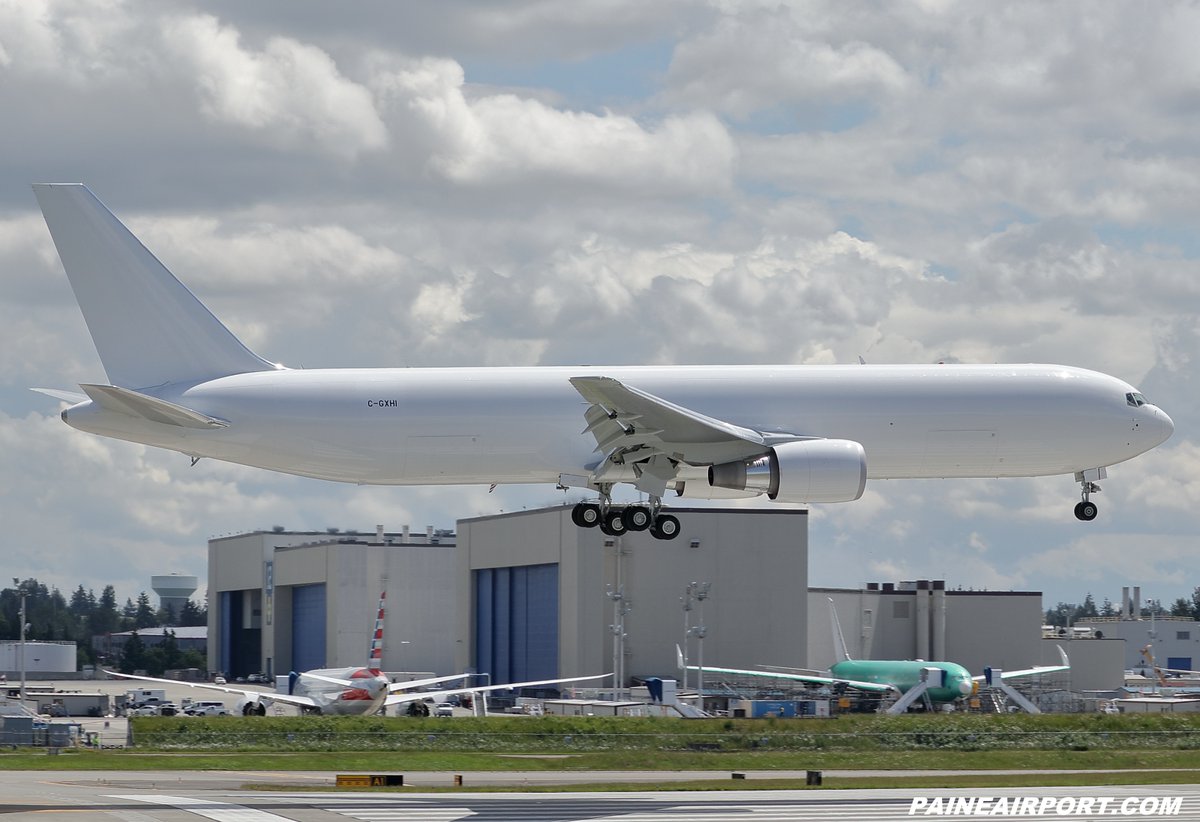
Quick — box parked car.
[184,701,229,716]
[213,676,227,685]
[158,702,179,716]
[434,703,455,717]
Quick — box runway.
[2,773,1198,821]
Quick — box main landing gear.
[571,495,681,541]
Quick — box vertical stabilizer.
[828,597,852,661]
[368,591,387,671]
[33,184,275,389]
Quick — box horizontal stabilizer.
[80,384,229,429]
[31,387,88,405]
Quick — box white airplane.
[107,592,607,715]
[33,185,1174,539]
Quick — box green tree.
[119,631,145,674]
[134,592,157,629]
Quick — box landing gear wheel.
[600,509,627,536]
[650,514,681,540]
[621,505,652,531]
[572,502,601,528]
[1074,500,1098,521]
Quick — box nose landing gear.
[1074,468,1105,521]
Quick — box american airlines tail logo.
[368,591,386,670]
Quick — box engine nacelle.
[708,439,867,503]
[236,696,268,716]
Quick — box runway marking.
[109,795,296,821]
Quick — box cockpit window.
[1126,392,1147,408]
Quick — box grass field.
[4,712,1200,791]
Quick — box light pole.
[692,582,711,706]
[680,584,694,691]
[605,535,630,699]
[13,579,28,703]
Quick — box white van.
[185,701,228,716]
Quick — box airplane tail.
[368,590,387,671]
[33,184,276,389]
[828,597,852,661]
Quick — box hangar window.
[1126,392,1147,407]
[892,601,910,619]
[1178,631,1191,641]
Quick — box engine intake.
[708,439,867,503]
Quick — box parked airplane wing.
[687,664,896,694]
[103,670,319,709]
[974,645,1071,682]
[384,673,611,707]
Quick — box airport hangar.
[207,507,1116,693]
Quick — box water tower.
[151,573,198,620]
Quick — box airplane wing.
[569,376,802,495]
[103,670,320,709]
[687,664,897,695]
[971,646,1071,682]
[387,673,471,693]
[384,673,610,707]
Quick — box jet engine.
[236,696,268,716]
[708,439,867,503]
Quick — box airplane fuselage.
[61,363,1172,491]
[831,659,974,704]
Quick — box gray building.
[813,581,1045,674]
[207,527,457,679]
[454,506,809,686]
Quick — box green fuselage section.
[831,659,974,703]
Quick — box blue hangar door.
[291,583,327,672]
[474,564,559,686]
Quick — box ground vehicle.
[184,701,229,716]
[213,676,226,685]
[158,702,179,716]
[434,703,455,717]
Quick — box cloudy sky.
[1,0,1196,613]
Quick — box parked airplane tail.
[33,184,277,389]
[368,590,387,671]
[828,597,852,662]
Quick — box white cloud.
[161,14,387,158]
[0,1,1198,611]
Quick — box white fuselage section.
[61,363,1173,490]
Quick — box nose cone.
[1150,406,1175,447]
[956,677,973,696]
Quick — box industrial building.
[0,641,76,675]
[812,581,1116,691]
[453,506,808,686]
[1075,586,1200,675]
[206,506,1115,701]
[207,527,457,679]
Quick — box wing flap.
[570,376,780,468]
[81,384,229,429]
